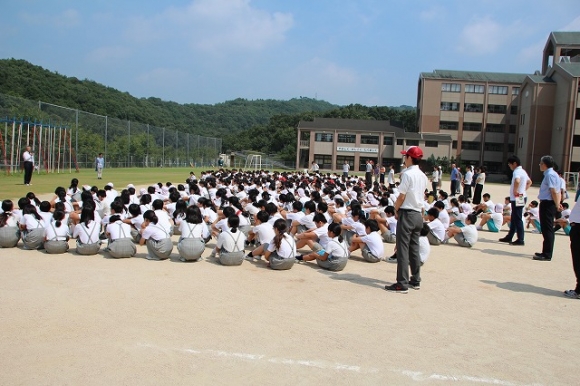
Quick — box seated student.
[425,207,446,245]
[38,201,53,228]
[177,205,210,262]
[139,210,173,260]
[263,219,296,270]
[477,203,504,232]
[124,204,144,243]
[0,199,20,248]
[340,206,367,246]
[44,210,70,254]
[298,222,349,271]
[524,200,541,233]
[348,219,384,263]
[373,205,397,244]
[152,199,173,236]
[210,216,247,266]
[105,214,136,258]
[211,206,236,237]
[473,193,494,216]
[170,199,187,236]
[281,200,304,229]
[72,207,102,255]
[554,202,571,235]
[19,204,45,250]
[446,214,478,247]
[246,210,275,261]
[295,213,330,253]
[290,200,316,235]
[433,201,450,230]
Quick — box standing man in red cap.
[386,146,428,294]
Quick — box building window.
[510,105,518,115]
[406,140,419,146]
[520,114,525,125]
[452,140,457,149]
[519,137,524,149]
[337,134,355,143]
[484,143,504,151]
[396,139,404,145]
[488,104,507,114]
[300,131,310,140]
[313,154,332,169]
[441,102,460,111]
[462,141,480,150]
[336,155,354,168]
[315,133,333,142]
[463,122,482,131]
[464,103,483,113]
[425,141,438,147]
[383,137,393,145]
[573,135,580,147]
[440,121,459,130]
[512,87,520,95]
[486,124,504,133]
[576,108,580,120]
[442,83,461,92]
[360,135,379,144]
[508,144,515,152]
[488,85,508,95]
[509,125,516,133]
[465,84,485,93]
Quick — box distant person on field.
[95,153,104,180]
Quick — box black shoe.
[295,255,303,261]
[510,240,525,246]
[533,254,551,261]
[498,237,511,243]
[408,281,421,290]
[534,252,544,257]
[384,283,408,294]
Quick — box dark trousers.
[570,224,580,292]
[505,200,525,242]
[23,161,33,184]
[539,200,557,258]
[365,172,372,188]
[450,180,457,195]
[473,184,484,204]
[463,184,472,199]
[395,209,423,287]
[431,181,438,195]
[379,173,385,184]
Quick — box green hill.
[0,58,338,137]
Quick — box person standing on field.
[534,155,561,261]
[386,146,428,294]
[95,153,105,180]
[499,155,531,246]
[22,146,34,186]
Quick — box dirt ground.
[0,183,578,385]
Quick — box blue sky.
[2,0,580,107]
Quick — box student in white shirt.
[425,208,446,245]
[140,210,173,260]
[152,199,173,236]
[246,211,276,261]
[477,203,504,232]
[263,219,296,270]
[291,201,316,234]
[295,213,330,253]
[349,219,385,263]
[447,214,478,247]
[0,199,20,248]
[44,210,70,254]
[73,207,102,255]
[373,205,397,244]
[299,222,349,271]
[211,216,247,266]
[177,205,210,262]
[105,215,136,258]
[340,206,367,246]
[433,201,450,229]
[19,204,45,250]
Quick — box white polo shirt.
[398,165,428,212]
[510,166,530,201]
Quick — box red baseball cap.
[400,146,423,159]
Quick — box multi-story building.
[417,31,580,181]
[295,118,451,172]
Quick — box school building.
[417,31,580,181]
[295,118,452,172]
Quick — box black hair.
[222,207,236,218]
[265,202,278,216]
[140,194,152,205]
[303,201,316,213]
[384,206,395,216]
[312,213,327,224]
[327,222,343,243]
[53,210,65,228]
[0,200,14,227]
[128,204,141,217]
[427,207,439,218]
[173,200,187,221]
[317,201,328,214]
[227,215,240,233]
[256,210,270,224]
[39,201,52,213]
[80,207,95,228]
[364,219,379,232]
[152,199,164,210]
[292,201,303,212]
[143,210,158,224]
[272,218,288,250]
[23,204,42,221]
[26,192,41,206]
[433,201,445,210]
[420,223,430,237]
[466,214,477,224]
[184,205,203,224]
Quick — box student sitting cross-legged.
[0,200,20,248]
[348,219,384,263]
[210,215,247,266]
[446,214,478,248]
[139,210,173,260]
[177,205,210,262]
[297,222,349,271]
[263,219,296,270]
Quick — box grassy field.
[0,167,208,201]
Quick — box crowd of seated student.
[1,168,561,271]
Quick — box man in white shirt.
[342,161,350,180]
[387,164,395,188]
[499,155,531,246]
[386,146,428,294]
[463,166,473,199]
[22,146,34,185]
